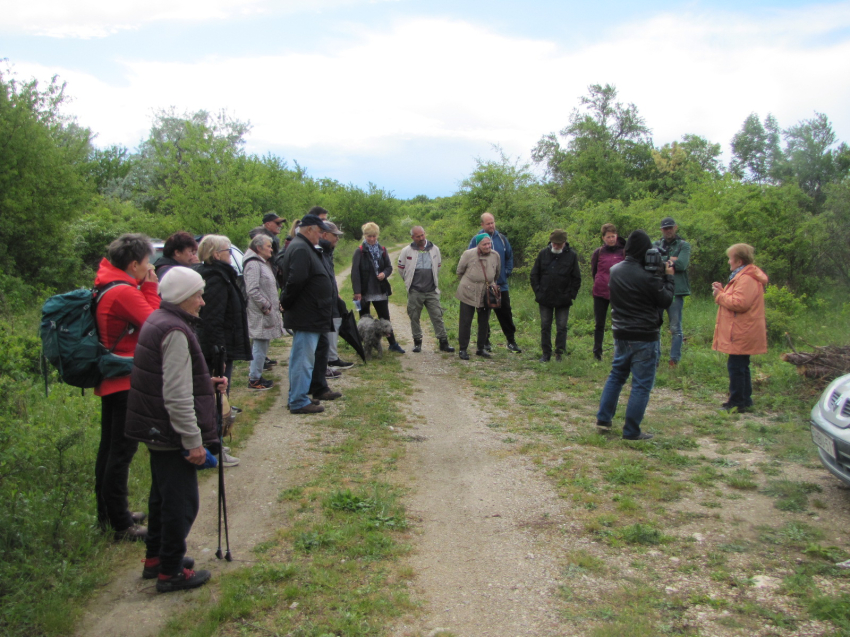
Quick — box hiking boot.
[156,568,211,593]
[458,350,469,361]
[593,352,602,362]
[314,389,342,401]
[507,342,522,353]
[555,351,564,362]
[439,339,455,353]
[475,349,492,358]
[131,511,147,525]
[142,556,195,580]
[596,420,612,431]
[388,342,406,354]
[114,524,147,542]
[263,360,274,371]
[325,368,342,378]
[412,339,422,353]
[290,403,325,414]
[265,357,278,366]
[483,344,492,352]
[222,452,240,467]
[248,377,273,390]
[623,433,654,441]
[328,359,354,369]
[539,354,551,363]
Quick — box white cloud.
[15,4,850,182]
[0,0,389,38]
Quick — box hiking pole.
[213,346,232,561]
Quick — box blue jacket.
[468,230,513,291]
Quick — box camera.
[644,246,668,273]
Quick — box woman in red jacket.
[590,223,626,361]
[94,234,161,541]
[712,243,768,413]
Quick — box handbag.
[480,261,502,308]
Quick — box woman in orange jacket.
[712,243,769,412]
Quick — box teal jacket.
[653,235,691,296]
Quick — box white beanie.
[159,267,205,304]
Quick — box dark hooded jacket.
[609,230,675,341]
[195,260,252,363]
[530,243,582,308]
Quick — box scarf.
[365,241,383,273]
[729,265,745,282]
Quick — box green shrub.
[764,285,806,342]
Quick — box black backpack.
[40,281,135,389]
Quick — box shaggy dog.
[357,316,394,360]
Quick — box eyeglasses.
[216,248,231,254]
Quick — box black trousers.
[593,296,611,357]
[145,449,200,576]
[458,302,491,351]
[95,390,139,531]
[727,354,753,407]
[359,300,398,346]
[309,332,330,396]
[539,305,570,355]
[486,290,517,345]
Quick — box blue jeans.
[658,295,684,363]
[727,354,753,407]
[288,331,320,410]
[597,339,659,439]
[249,339,270,381]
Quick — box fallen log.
[781,340,850,381]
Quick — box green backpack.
[40,281,135,389]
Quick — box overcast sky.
[3,0,849,199]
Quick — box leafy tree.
[532,83,654,206]
[130,108,255,232]
[0,66,94,290]
[650,135,723,202]
[818,181,850,286]
[730,113,783,185]
[783,112,849,211]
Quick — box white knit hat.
[159,267,205,304]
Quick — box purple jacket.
[591,237,626,299]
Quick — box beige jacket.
[455,248,500,308]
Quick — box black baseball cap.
[300,214,330,231]
[660,217,676,228]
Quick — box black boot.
[458,350,469,360]
[412,339,422,353]
[439,339,455,353]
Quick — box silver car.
[811,373,850,486]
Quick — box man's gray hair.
[249,234,273,253]
[409,225,424,237]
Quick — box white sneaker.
[222,446,231,453]
[222,452,240,467]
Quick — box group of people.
[89,205,769,594]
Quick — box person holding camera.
[654,217,691,367]
[596,230,675,441]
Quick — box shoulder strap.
[93,280,135,352]
[479,259,490,285]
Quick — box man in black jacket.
[530,229,581,362]
[278,214,336,414]
[596,230,675,440]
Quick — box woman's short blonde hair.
[361,222,380,238]
[198,235,232,263]
[726,243,755,266]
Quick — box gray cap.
[322,221,344,236]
